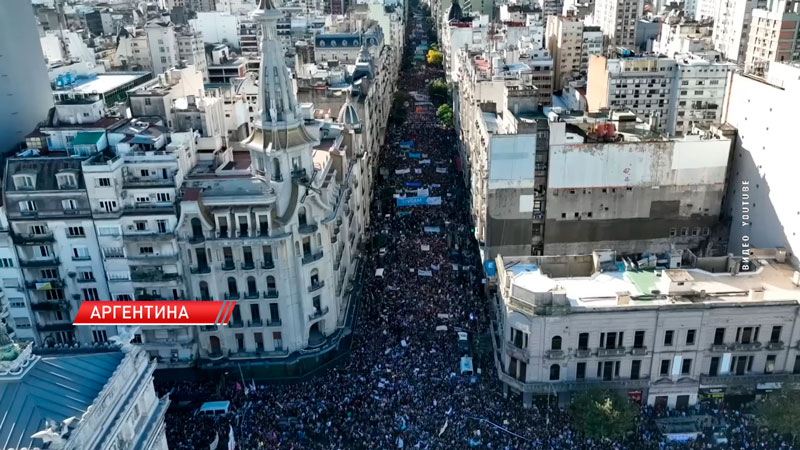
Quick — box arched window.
[551,335,562,351]
[267,276,276,291]
[246,276,257,296]
[191,218,203,240]
[549,364,560,381]
[310,268,319,286]
[298,206,307,227]
[227,277,237,295]
[199,281,209,300]
[272,158,282,181]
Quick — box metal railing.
[308,306,329,321]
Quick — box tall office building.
[713,0,768,63]
[0,0,54,151]
[593,0,644,49]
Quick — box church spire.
[251,0,299,127]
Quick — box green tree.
[570,389,637,441]
[754,390,800,444]
[436,104,453,127]
[428,78,450,105]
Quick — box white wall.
[191,13,240,49]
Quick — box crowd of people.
[159,5,798,450]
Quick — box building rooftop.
[500,251,800,312]
[53,72,150,95]
[0,350,125,450]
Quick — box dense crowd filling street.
[158,5,799,450]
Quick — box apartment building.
[3,157,114,347]
[593,0,644,49]
[723,61,800,269]
[712,0,768,63]
[145,16,180,76]
[546,15,584,91]
[588,55,677,132]
[669,55,733,136]
[493,249,800,408]
[0,209,34,342]
[744,1,800,76]
[580,26,604,75]
[177,29,209,78]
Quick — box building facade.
[712,0,767,63]
[593,0,644,49]
[744,1,800,76]
[546,15,584,91]
[493,250,800,408]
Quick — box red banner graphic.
[73,301,237,325]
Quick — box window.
[551,335,562,351]
[41,269,58,279]
[630,360,641,379]
[79,270,94,282]
[62,199,78,211]
[98,178,111,187]
[770,326,782,343]
[576,362,586,379]
[765,355,776,374]
[103,247,125,259]
[83,288,99,301]
[156,193,171,202]
[98,226,120,236]
[139,246,154,255]
[157,220,168,233]
[549,364,560,381]
[660,359,670,376]
[0,258,13,268]
[709,357,720,376]
[135,221,148,231]
[19,201,36,212]
[714,327,725,345]
[681,358,692,375]
[72,247,90,260]
[99,200,117,212]
[735,326,759,344]
[144,98,152,106]
[15,175,34,189]
[92,330,108,344]
[664,330,674,346]
[578,332,589,350]
[511,328,529,349]
[135,196,150,204]
[633,331,645,349]
[686,329,696,345]
[67,226,85,237]
[57,173,77,189]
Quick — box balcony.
[123,176,174,188]
[308,281,325,293]
[221,261,236,271]
[200,325,218,332]
[710,344,728,352]
[188,234,205,244]
[302,250,323,265]
[20,257,60,267]
[36,321,75,332]
[190,265,211,274]
[25,279,65,290]
[248,319,263,327]
[766,341,785,351]
[266,319,282,327]
[224,292,240,300]
[597,347,626,357]
[241,262,256,271]
[291,168,307,180]
[631,346,648,356]
[497,370,649,394]
[261,260,275,270]
[504,342,528,361]
[699,372,800,387]
[123,203,176,216]
[128,253,179,264]
[76,277,96,283]
[124,231,175,241]
[130,271,181,283]
[244,291,259,299]
[263,289,279,299]
[30,299,71,311]
[308,306,329,321]
[12,231,55,245]
[545,350,565,360]
[228,320,244,328]
[298,223,318,234]
[575,348,592,358]
[730,342,762,351]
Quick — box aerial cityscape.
[0,0,799,448]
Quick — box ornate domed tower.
[245,0,319,218]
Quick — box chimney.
[748,288,764,301]
[616,291,631,305]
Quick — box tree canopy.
[436,104,453,127]
[754,390,800,442]
[426,49,443,65]
[570,389,637,441]
[428,78,450,105]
